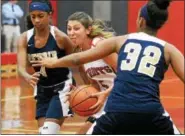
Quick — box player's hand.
[31,58,58,68]
[25,72,40,88]
[88,91,107,113]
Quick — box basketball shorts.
[34,78,74,120]
[91,111,181,134]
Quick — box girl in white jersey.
[32,0,184,134]
[66,12,117,134]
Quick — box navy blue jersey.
[105,32,169,113]
[27,26,72,86]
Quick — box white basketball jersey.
[83,37,116,91]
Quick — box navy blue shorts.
[35,79,74,120]
[91,111,181,134]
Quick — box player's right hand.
[25,72,40,88]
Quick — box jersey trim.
[50,26,56,40]
[128,32,166,46]
[27,28,34,43]
[91,37,104,47]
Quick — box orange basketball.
[69,85,99,117]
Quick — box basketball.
[69,85,99,117]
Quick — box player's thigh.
[46,94,72,120]
[35,98,49,121]
[35,89,51,120]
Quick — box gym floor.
[1,67,184,134]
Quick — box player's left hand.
[31,58,58,68]
[88,91,107,113]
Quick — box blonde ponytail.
[89,19,115,39]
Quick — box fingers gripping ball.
[69,85,99,117]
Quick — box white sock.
[39,126,43,134]
[41,122,60,134]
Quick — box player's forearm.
[18,66,30,80]
[52,46,108,68]
[53,53,83,68]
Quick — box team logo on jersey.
[28,44,33,47]
[28,51,57,77]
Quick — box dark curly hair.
[145,0,172,30]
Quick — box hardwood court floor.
[1,67,184,134]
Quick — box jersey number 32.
[121,42,162,77]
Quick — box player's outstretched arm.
[17,32,31,79]
[31,36,119,68]
[17,32,40,88]
[166,43,184,83]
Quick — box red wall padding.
[128,1,184,55]
[1,53,17,65]
[50,1,57,26]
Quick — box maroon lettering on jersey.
[104,66,113,73]
[86,68,99,78]
[85,66,113,78]
[96,67,106,74]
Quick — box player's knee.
[41,122,60,134]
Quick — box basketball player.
[66,12,117,134]
[31,0,184,134]
[17,0,76,134]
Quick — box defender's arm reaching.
[31,36,124,68]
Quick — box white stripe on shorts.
[34,85,37,97]
[58,78,73,117]
[163,110,181,134]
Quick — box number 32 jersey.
[105,32,169,114]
